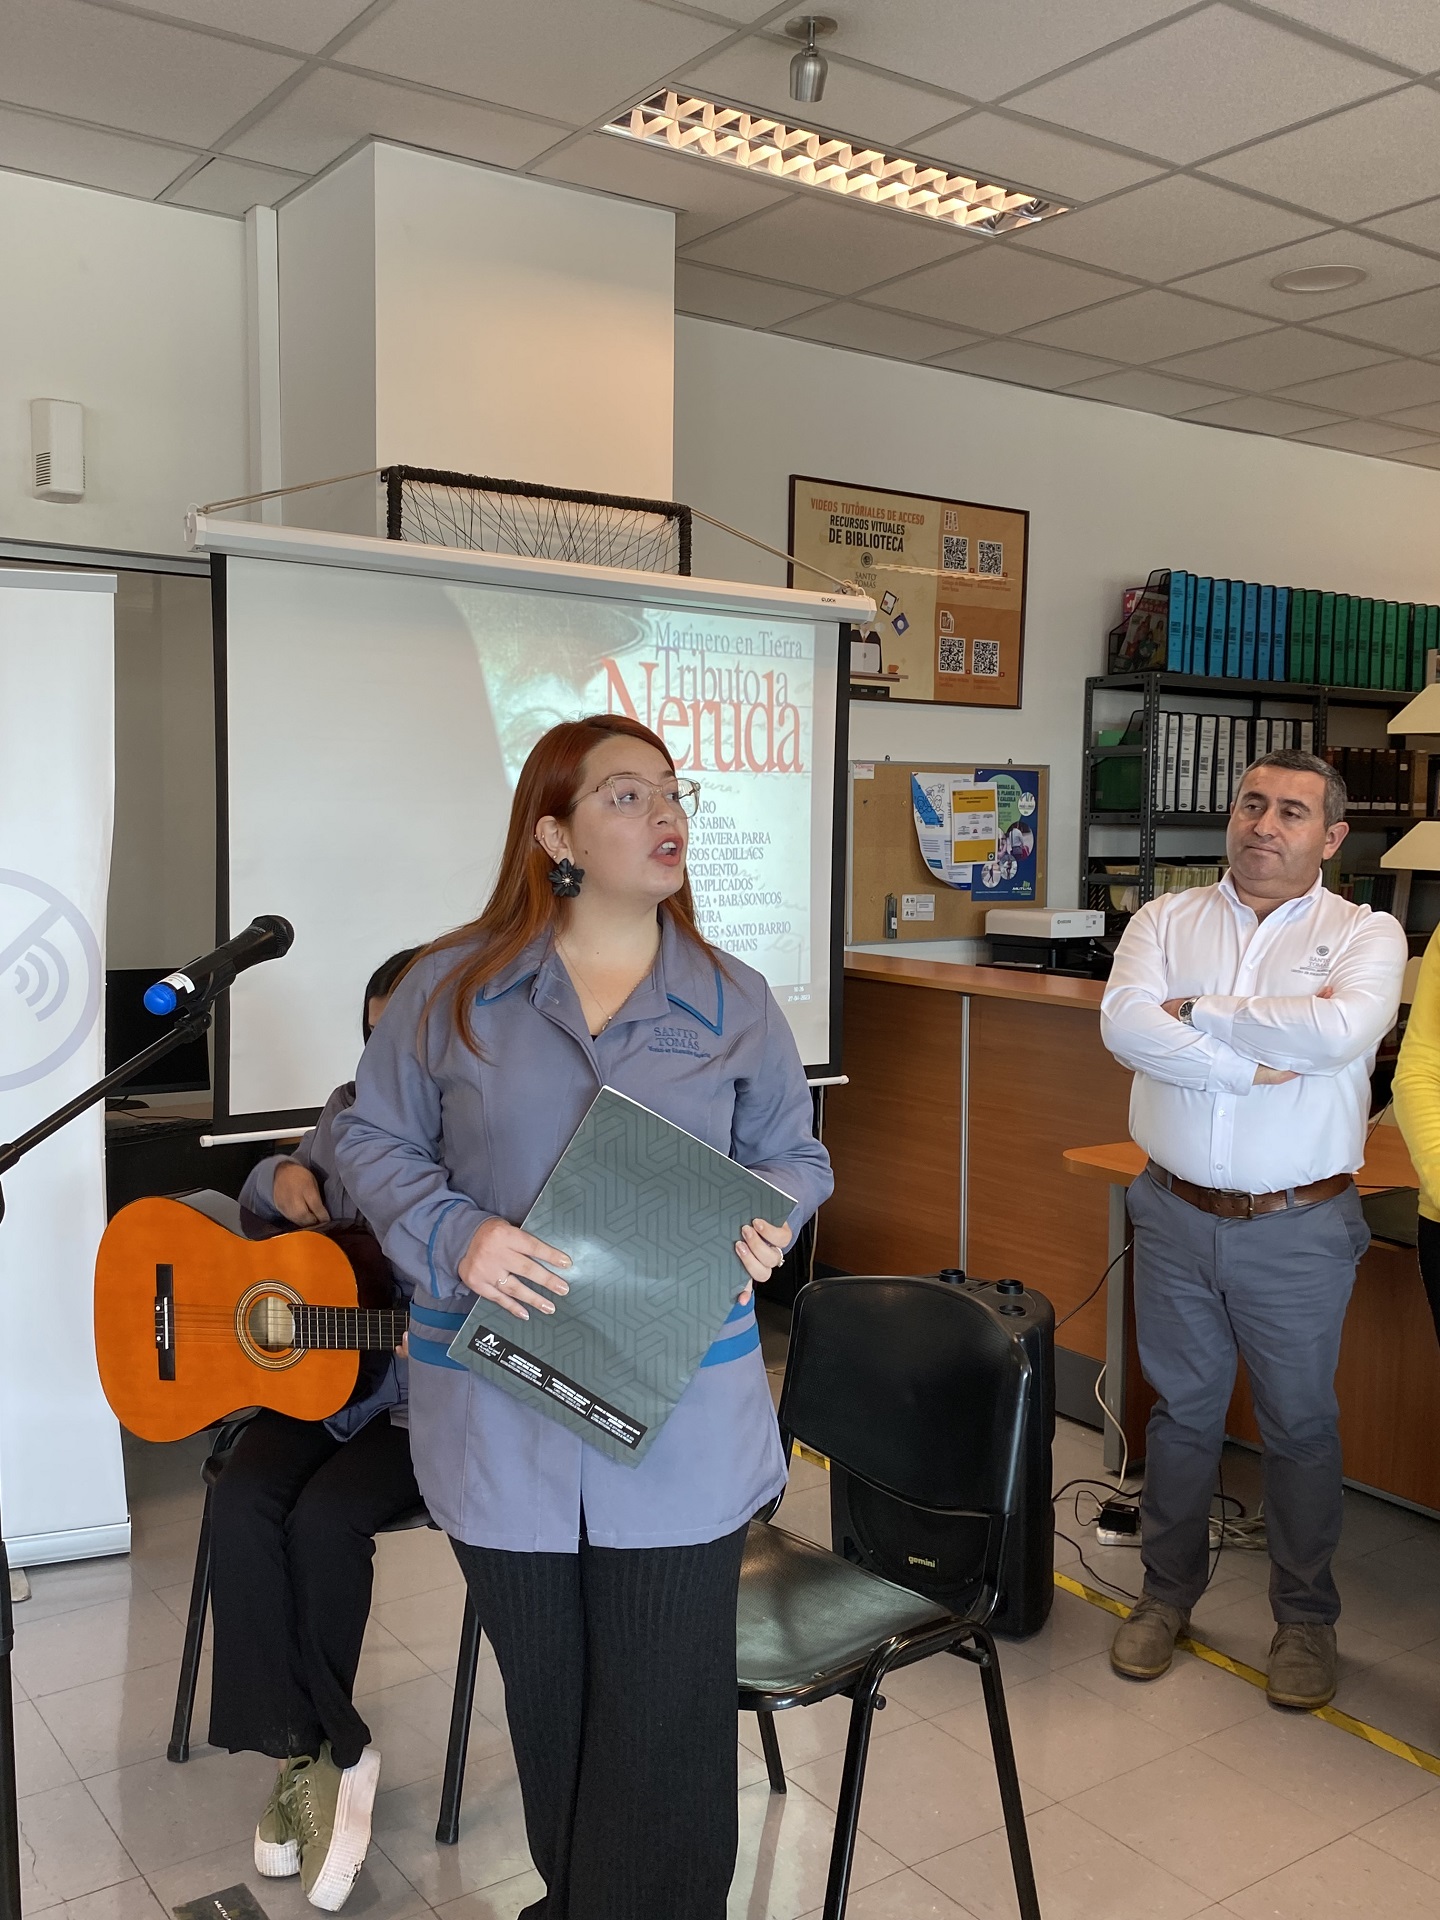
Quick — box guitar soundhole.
[235,1282,305,1370]
[248,1295,296,1353]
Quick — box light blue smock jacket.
[331,916,833,1551]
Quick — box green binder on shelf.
[1208,579,1229,677]
[1357,599,1375,688]
[1287,586,1305,680]
[447,1086,794,1467]
[1345,595,1362,688]
[1383,602,1400,689]
[1302,590,1321,682]
[1318,592,1336,684]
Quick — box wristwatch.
[1177,997,1198,1027]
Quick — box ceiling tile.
[87,1,376,54]
[340,0,729,126]
[1023,288,1269,360]
[774,303,982,361]
[1012,175,1321,282]
[1312,286,1440,354]
[163,154,308,214]
[673,262,824,327]
[1382,400,1440,431]
[1152,328,1392,390]
[1288,420,1440,455]
[529,132,788,244]
[640,0,780,19]
[1249,1,1440,74]
[866,245,1126,332]
[682,196,974,298]
[1069,368,1237,415]
[1170,229,1440,320]
[917,111,1163,202]
[825,1,1194,105]
[1363,197,1440,255]
[1181,395,1345,434]
[1007,4,1392,166]
[0,106,193,198]
[926,338,1118,387]
[1202,86,1440,223]
[228,69,567,175]
[675,39,964,148]
[1273,359,1440,414]
[1384,442,1440,468]
[0,0,301,146]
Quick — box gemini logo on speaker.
[0,870,102,1091]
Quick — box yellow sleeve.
[1393,928,1440,1220]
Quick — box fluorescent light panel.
[604,91,1068,235]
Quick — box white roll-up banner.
[0,570,128,1566]
[196,521,859,1129]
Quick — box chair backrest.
[779,1275,1032,1523]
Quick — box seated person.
[207,947,419,1913]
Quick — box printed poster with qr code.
[787,475,1029,707]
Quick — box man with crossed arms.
[1100,749,1405,1709]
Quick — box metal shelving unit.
[1081,673,1326,921]
[1079,670,1417,925]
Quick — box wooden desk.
[1061,1133,1440,1509]
[819,955,1134,1432]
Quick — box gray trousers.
[1127,1170,1369,1623]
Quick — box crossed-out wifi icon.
[0,870,101,1093]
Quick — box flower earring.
[548,857,585,898]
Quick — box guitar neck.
[294,1305,409,1352]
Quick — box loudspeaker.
[828,1272,1056,1637]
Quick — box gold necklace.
[556,943,625,1034]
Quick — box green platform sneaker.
[254,1756,307,1877]
[287,1741,382,1912]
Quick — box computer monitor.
[105,969,211,1097]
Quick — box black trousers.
[452,1524,748,1920]
[207,1409,421,1768]
[1417,1215,1440,1347]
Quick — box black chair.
[737,1274,1041,1920]
[167,1417,482,1846]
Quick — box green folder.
[1318,592,1336,684]
[1288,586,1305,680]
[1344,595,1361,688]
[449,1086,794,1466]
[1358,599,1375,688]
[1383,602,1400,689]
[1302,590,1321,682]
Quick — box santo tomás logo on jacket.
[649,1022,713,1060]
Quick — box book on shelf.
[1323,745,1423,816]
[1257,583,1274,681]
[1143,711,1315,814]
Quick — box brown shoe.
[1110,1596,1190,1680]
[1267,1623,1337,1709]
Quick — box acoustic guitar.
[94,1195,407,1442]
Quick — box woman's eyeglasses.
[585,774,701,819]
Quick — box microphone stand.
[0,995,217,1920]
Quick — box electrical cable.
[1055,1236,1133,1331]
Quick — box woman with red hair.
[334,714,831,1919]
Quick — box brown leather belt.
[1146,1162,1353,1220]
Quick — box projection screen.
[193,519,857,1130]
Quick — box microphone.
[143,916,294,1015]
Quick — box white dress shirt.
[1100,874,1407,1191]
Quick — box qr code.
[942,534,969,573]
[978,540,1003,576]
[938,636,966,675]
[971,639,1000,677]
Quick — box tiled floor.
[13,1353,1440,1919]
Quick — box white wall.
[277,142,676,534]
[373,146,675,499]
[277,148,380,537]
[0,170,246,556]
[674,317,1440,906]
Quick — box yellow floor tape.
[1055,1569,1440,1779]
[791,1443,1440,1777]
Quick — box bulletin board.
[849,760,1049,944]
[788,475,1029,707]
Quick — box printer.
[984,907,1114,980]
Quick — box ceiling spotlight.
[786,14,836,104]
[1270,264,1368,294]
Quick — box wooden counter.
[821,954,1132,1370]
[821,951,1440,1511]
